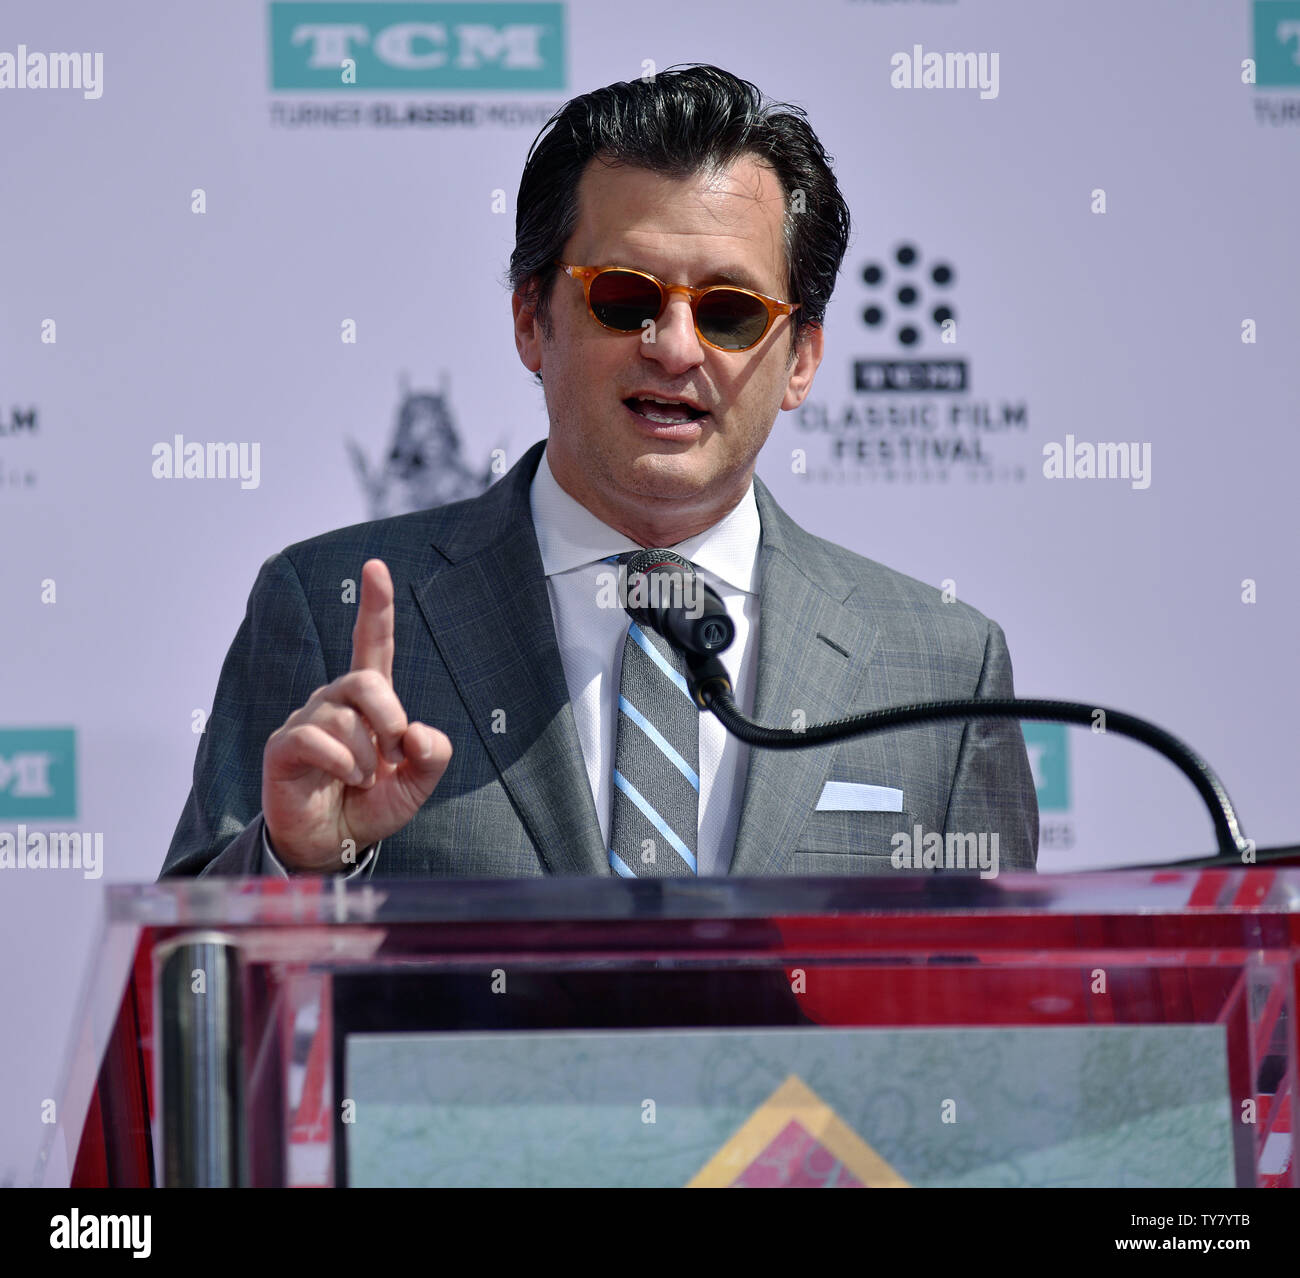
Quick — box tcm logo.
[0,729,76,819]
[1,405,37,435]
[853,243,967,393]
[269,2,566,91]
[1022,723,1069,812]
[1254,0,1300,86]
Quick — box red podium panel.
[44,869,1299,1189]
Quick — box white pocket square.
[815,781,903,812]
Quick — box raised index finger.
[350,559,395,682]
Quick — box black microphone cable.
[624,547,1264,865]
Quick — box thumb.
[399,722,452,796]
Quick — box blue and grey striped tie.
[607,571,701,878]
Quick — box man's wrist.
[261,818,377,878]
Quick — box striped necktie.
[607,561,700,877]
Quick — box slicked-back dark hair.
[508,64,851,375]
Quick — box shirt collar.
[530,444,761,594]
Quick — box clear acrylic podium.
[49,870,1299,1188]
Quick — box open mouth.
[624,396,709,425]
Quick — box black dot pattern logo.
[860,243,956,349]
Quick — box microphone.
[620,549,734,657]
[624,549,1257,865]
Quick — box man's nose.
[642,293,705,372]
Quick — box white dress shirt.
[265,445,761,877]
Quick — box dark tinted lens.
[588,270,663,331]
[696,288,771,349]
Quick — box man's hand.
[262,558,452,871]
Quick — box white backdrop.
[1,0,1296,1185]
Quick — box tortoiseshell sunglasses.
[557,261,800,352]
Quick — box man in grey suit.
[160,64,1037,881]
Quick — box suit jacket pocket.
[788,808,917,875]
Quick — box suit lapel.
[405,452,892,879]
[727,480,882,876]
[409,442,609,876]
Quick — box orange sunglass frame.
[556,261,800,352]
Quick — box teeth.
[627,395,704,426]
[642,396,696,409]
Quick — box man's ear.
[512,283,544,374]
[780,321,825,411]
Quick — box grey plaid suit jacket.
[159,440,1037,879]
